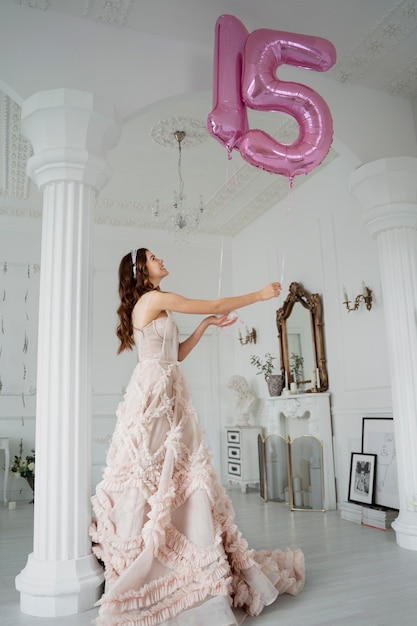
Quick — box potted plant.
[250,353,284,396]
[290,352,304,386]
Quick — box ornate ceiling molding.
[0,206,42,218]
[385,54,417,96]
[329,0,417,86]
[13,0,49,9]
[83,0,133,27]
[0,92,32,200]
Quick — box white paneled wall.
[0,222,42,501]
[232,156,393,503]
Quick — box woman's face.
[146,251,169,285]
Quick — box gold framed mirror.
[276,282,328,392]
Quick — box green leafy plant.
[290,352,304,381]
[250,353,276,380]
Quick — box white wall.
[0,218,41,500]
[231,154,393,505]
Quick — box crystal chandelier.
[152,130,205,243]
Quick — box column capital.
[21,88,121,191]
[349,157,417,237]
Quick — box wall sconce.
[343,283,373,312]
[238,327,257,345]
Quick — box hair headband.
[131,249,137,280]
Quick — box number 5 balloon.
[207,15,337,181]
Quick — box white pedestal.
[16,553,103,616]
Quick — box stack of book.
[362,506,398,530]
[340,501,363,524]
[340,501,398,530]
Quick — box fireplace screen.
[258,433,325,511]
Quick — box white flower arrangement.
[10,439,35,482]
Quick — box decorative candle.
[285,370,289,389]
[292,475,301,492]
[294,491,303,507]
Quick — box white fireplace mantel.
[265,392,336,510]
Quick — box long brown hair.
[116,248,157,353]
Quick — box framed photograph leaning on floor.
[362,417,399,510]
[348,452,377,506]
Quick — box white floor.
[1,489,417,626]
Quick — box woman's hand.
[259,282,282,301]
[178,313,237,361]
[206,313,238,328]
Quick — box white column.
[350,156,417,550]
[15,89,121,615]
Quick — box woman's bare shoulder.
[132,290,171,329]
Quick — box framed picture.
[362,417,399,510]
[348,452,377,506]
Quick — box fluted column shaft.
[15,89,120,615]
[34,180,95,560]
[350,157,417,551]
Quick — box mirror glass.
[290,435,325,511]
[276,282,328,392]
[258,434,289,503]
[286,302,315,385]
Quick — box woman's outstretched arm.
[178,314,237,361]
[151,282,281,320]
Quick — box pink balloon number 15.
[207,15,337,182]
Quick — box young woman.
[90,248,304,626]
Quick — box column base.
[392,510,417,551]
[16,552,104,617]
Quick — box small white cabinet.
[225,426,262,493]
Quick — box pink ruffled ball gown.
[90,294,304,625]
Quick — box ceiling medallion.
[150,117,208,149]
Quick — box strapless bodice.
[133,313,179,363]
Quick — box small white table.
[0,436,10,505]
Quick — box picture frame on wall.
[362,417,399,510]
[348,452,377,506]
